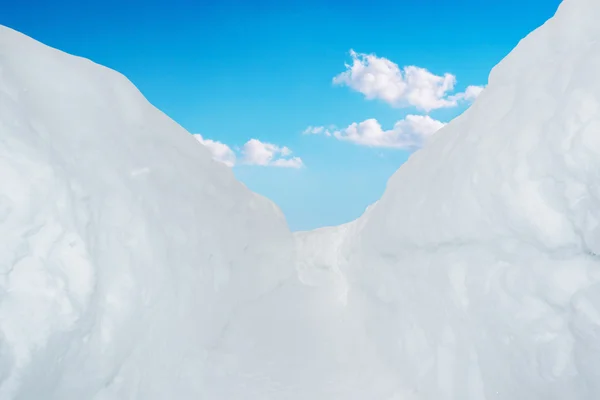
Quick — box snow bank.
[0,25,296,399]
[3,0,600,398]
[334,0,600,397]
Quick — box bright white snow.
[2,0,600,398]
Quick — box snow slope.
[327,0,600,397]
[0,24,299,399]
[3,0,600,398]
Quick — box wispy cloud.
[303,126,327,135]
[304,115,445,149]
[194,135,303,168]
[302,124,336,137]
[333,50,484,112]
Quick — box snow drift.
[0,24,297,399]
[3,0,600,398]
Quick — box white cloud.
[194,135,303,168]
[306,115,445,149]
[241,139,304,168]
[194,134,236,167]
[333,50,484,112]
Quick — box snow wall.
[3,0,600,398]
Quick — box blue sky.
[2,0,562,231]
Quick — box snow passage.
[2,0,600,398]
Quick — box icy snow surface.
[3,0,600,398]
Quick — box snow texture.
[2,0,600,398]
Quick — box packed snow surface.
[3,0,600,398]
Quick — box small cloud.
[305,115,445,149]
[241,138,304,168]
[333,50,483,112]
[194,134,236,167]
[194,135,303,168]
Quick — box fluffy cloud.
[194,134,236,167]
[194,134,303,168]
[333,50,484,112]
[305,115,445,149]
[241,139,304,168]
